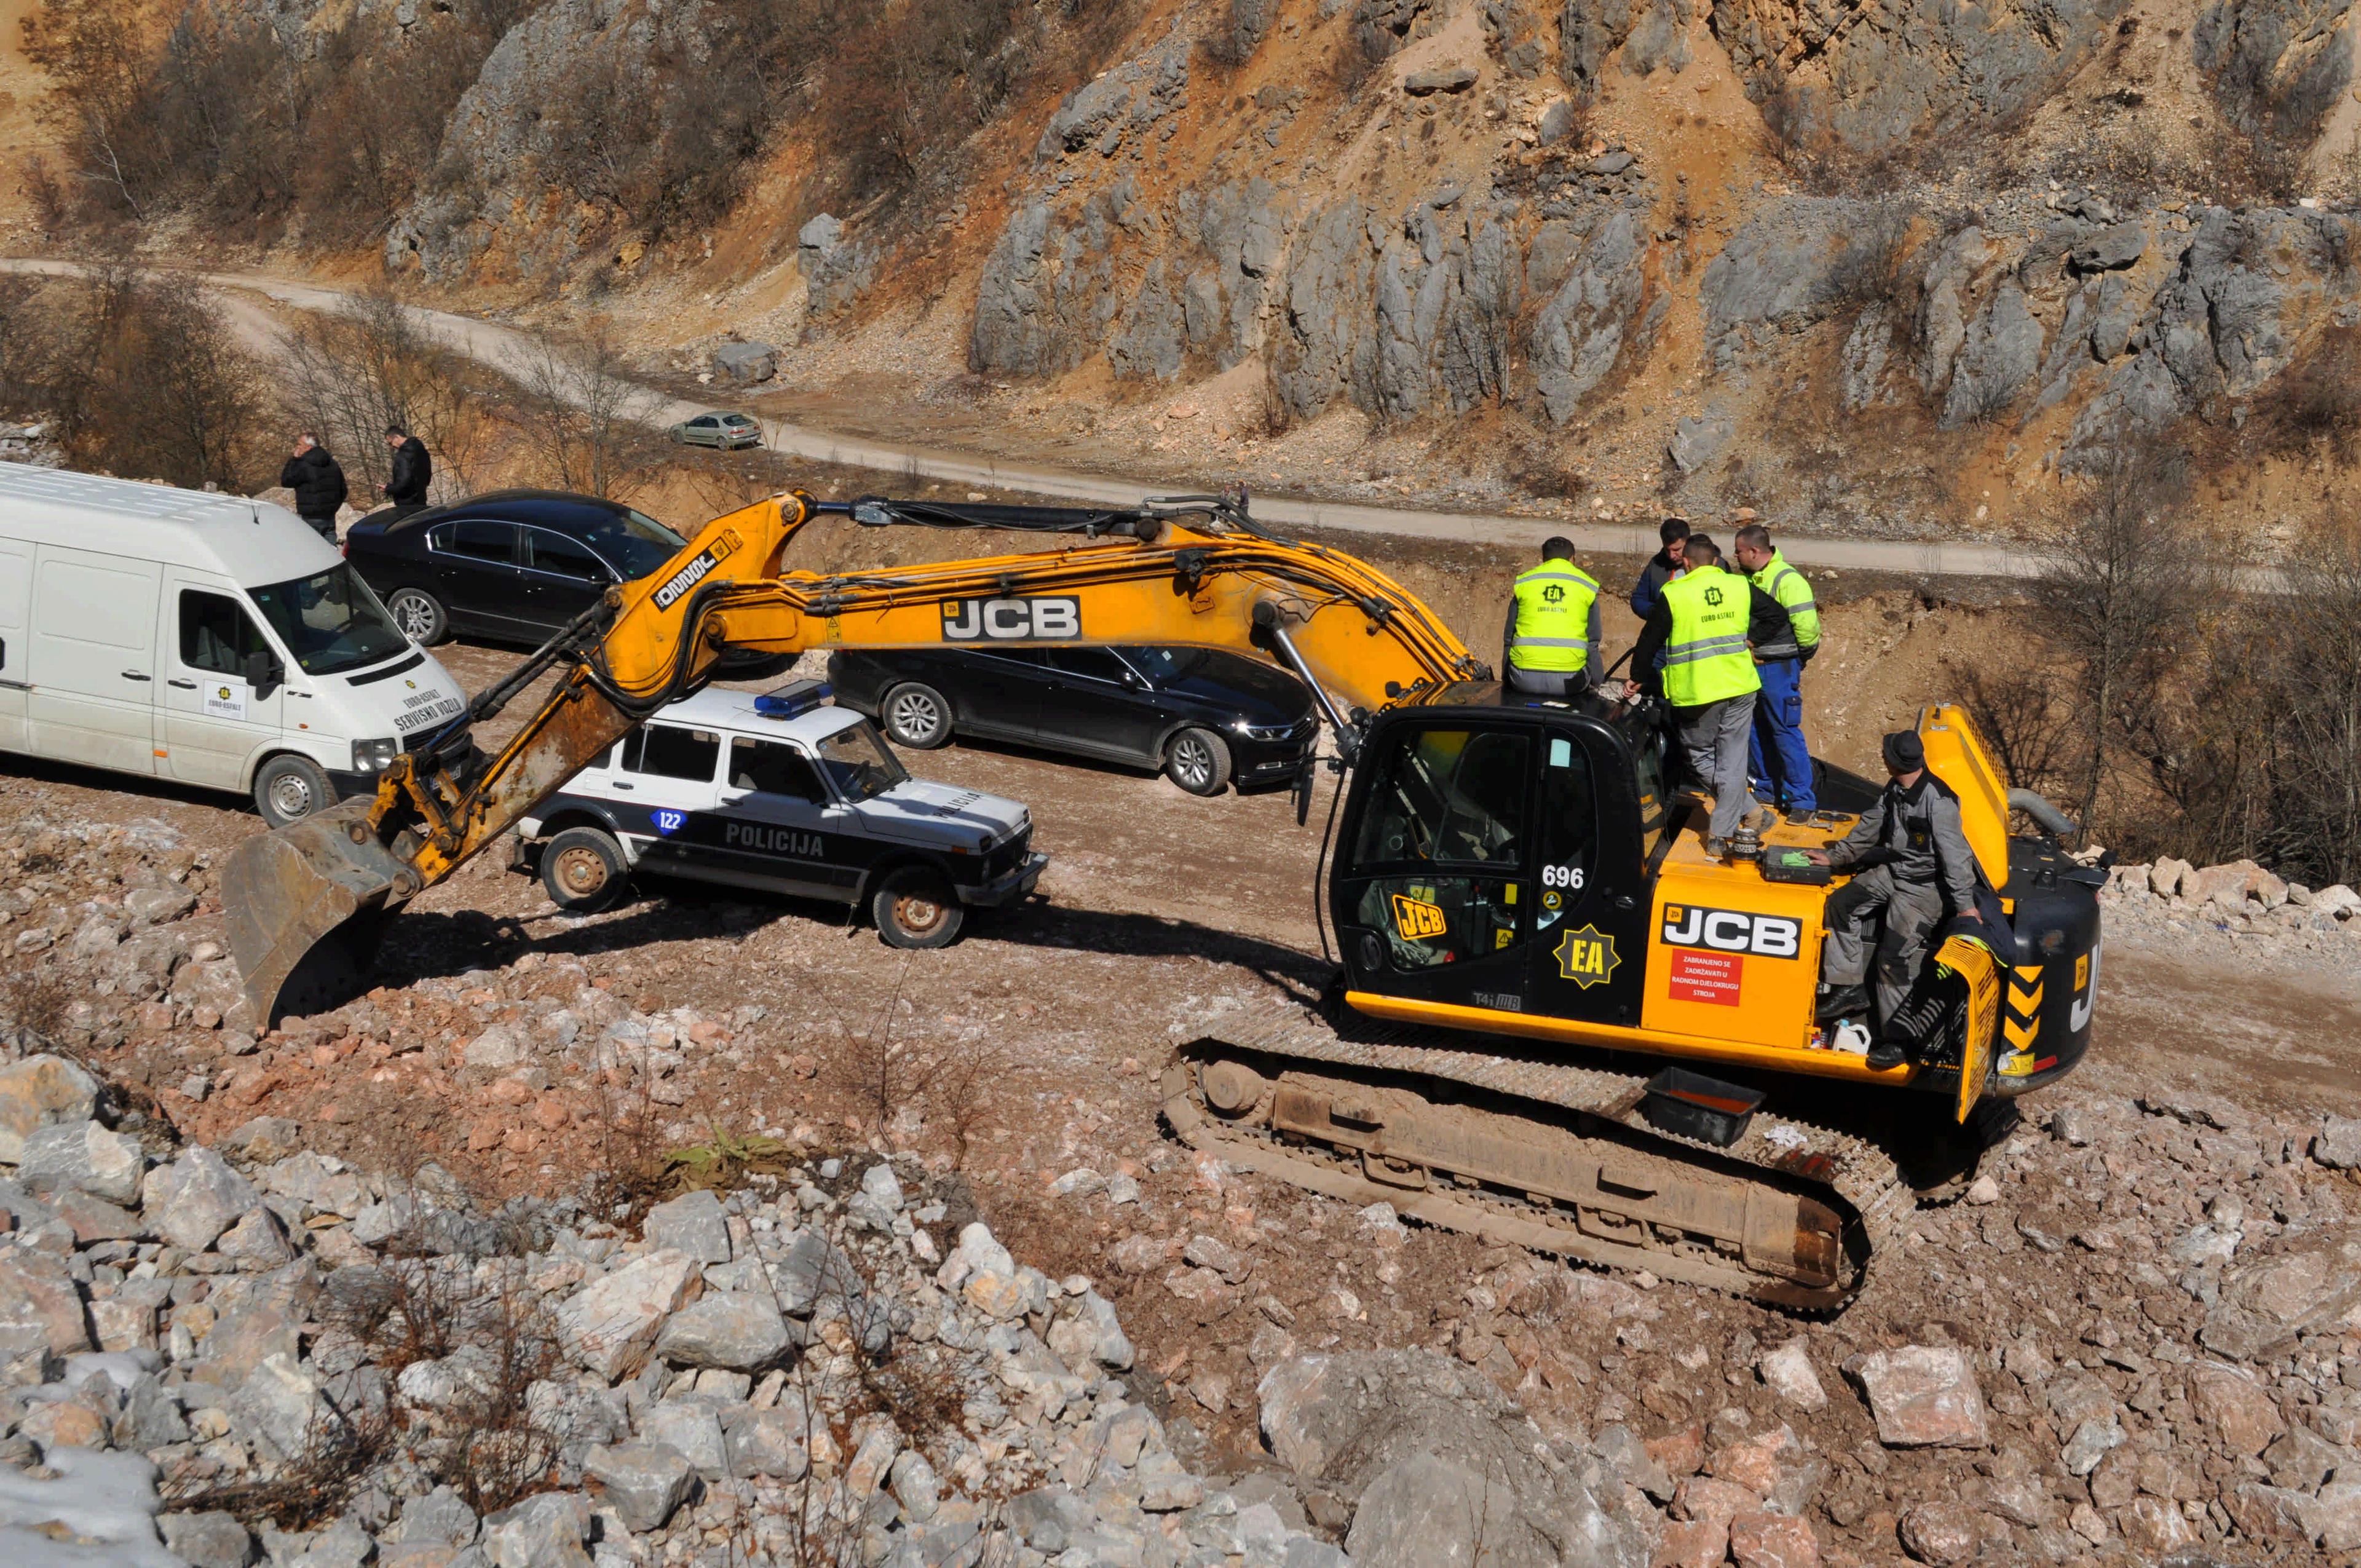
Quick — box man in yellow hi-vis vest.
[1626,535,1793,853]
[1733,522,1821,820]
[1501,537,1602,699]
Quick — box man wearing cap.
[1806,730,1980,1068]
[1503,537,1603,698]
[1732,522,1821,821]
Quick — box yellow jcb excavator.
[223,489,2102,1309]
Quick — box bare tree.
[2030,441,2215,835]
[280,287,493,499]
[508,323,663,500]
[45,266,266,490]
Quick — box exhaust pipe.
[2007,788,2079,841]
[221,798,417,1028]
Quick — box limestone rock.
[710,341,779,387]
[144,1147,262,1253]
[478,1492,593,1568]
[1844,1346,1989,1448]
[651,1290,791,1371]
[582,1443,694,1533]
[1404,65,1479,95]
[162,1509,258,1568]
[643,1189,732,1265]
[18,1119,145,1205]
[0,1054,101,1163]
[556,1249,700,1382]
[1757,1341,1829,1412]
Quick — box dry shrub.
[317,1253,563,1516]
[164,1405,397,1531]
[46,266,267,489]
[0,967,72,1048]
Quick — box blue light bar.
[754,679,832,719]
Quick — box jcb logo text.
[941,596,1082,641]
[1661,903,1800,959]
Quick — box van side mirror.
[244,650,282,699]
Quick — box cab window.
[1630,727,1671,863]
[630,724,721,782]
[178,590,270,677]
[1535,735,1596,932]
[730,737,826,801]
[1352,727,1532,868]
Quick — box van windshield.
[248,566,411,676]
[578,509,690,580]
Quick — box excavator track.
[1161,997,1920,1311]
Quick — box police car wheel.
[1165,728,1232,796]
[882,683,952,750]
[386,587,449,646]
[253,754,334,827]
[873,867,963,949]
[542,827,628,913]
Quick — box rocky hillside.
[411,0,2361,537]
[14,0,2360,537]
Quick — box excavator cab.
[1331,684,1658,1032]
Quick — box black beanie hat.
[1883,731,1925,772]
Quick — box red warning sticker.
[1669,951,1743,1006]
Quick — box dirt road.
[0,257,2047,581]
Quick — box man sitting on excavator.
[1805,730,1982,1068]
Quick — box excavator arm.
[224,489,1484,1023]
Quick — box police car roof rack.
[754,679,832,719]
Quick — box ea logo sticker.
[403,678,417,690]
[215,686,231,701]
[1704,585,1724,606]
[1554,925,1619,988]
[654,810,686,835]
[1541,584,1565,604]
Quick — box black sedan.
[343,491,692,646]
[826,645,1319,796]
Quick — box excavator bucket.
[223,798,414,1028]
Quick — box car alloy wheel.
[888,687,946,746]
[1171,734,1216,788]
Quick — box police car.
[513,680,1046,947]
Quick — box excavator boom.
[223,489,1484,1023]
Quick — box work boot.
[1784,809,1817,826]
[1741,805,1777,833]
[1815,983,1869,1023]
[1865,1038,1911,1071]
[1703,835,1731,859]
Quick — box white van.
[0,462,469,825]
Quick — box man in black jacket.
[279,435,347,542]
[382,424,431,512]
[1626,515,1690,622]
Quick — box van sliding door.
[27,548,161,775]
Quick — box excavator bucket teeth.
[223,799,412,1028]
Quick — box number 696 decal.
[1541,864,1585,890]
